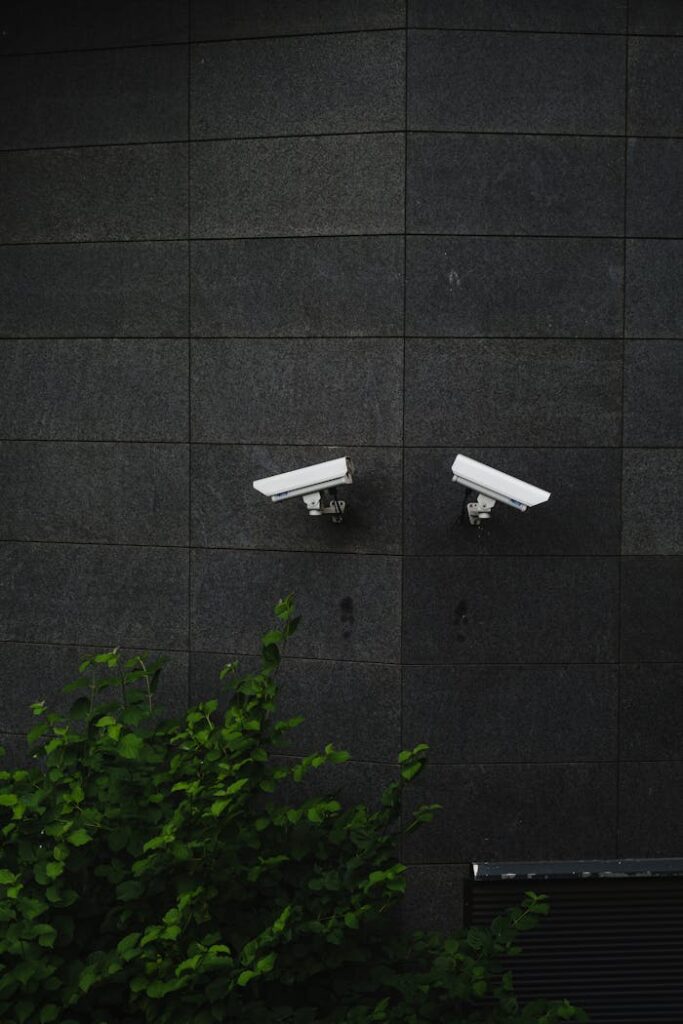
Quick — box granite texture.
[191,134,404,238]
[629,0,683,34]
[0,0,189,53]
[0,3,679,898]
[191,237,403,336]
[0,243,188,337]
[191,0,405,39]
[191,337,403,445]
[622,449,682,555]
[0,339,189,441]
[404,339,623,446]
[618,762,683,858]
[627,139,683,238]
[402,556,619,664]
[620,557,683,662]
[407,134,624,237]
[0,542,188,648]
[404,762,618,863]
[0,46,188,150]
[620,664,683,761]
[623,341,683,446]
[408,31,625,134]
[625,240,683,338]
[0,145,188,244]
[407,0,627,32]
[628,38,683,137]
[402,664,618,763]
[405,237,623,337]
[0,441,189,546]
[191,32,405,138]
[190,549,401,662]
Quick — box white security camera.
[451,454,550,526]
[253,457,353,524]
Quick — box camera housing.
[451,454,550,525]
[253,457,353,523]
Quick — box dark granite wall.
[0,0,681,929]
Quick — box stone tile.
[407,0,627,32]
[190,652,401,762]
[628,38,683,137]
[625,240,683,338]
[402,556,619,664]
[190,549,401,662]
[0,243,188,338]
[629,0,683,34]
[621,556,683,662]
[404,762,617,863]
[0,0,189,53]
[191,444,402,554]
[274,755,398,811]
[404,447,621,556]
[191,0,405,38]
[191,32,404,138]
[404,338,623,446]
[0,145,188,244]
[408,31,624,134]
[191,338,402,443]
[622,450,682,555]
[191,134,404,237]
[0,542,188,648]
[623,341,683,446]
[191,238,403,337]
[620,664,683,761]
[0,339,188,441]
[0,47,188,150]
[0,441,188,546]
[400,864,468,934]
[0,642,189,736]
[406,237,623,338]
[407,134,624,237]
[191,338,402,445]
[627,139,683,238]
[0,733,32,770]
[619,762,683,858]
[403,664,618,763]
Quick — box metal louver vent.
[466,859,683,1023]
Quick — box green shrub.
[0,597,586,1024]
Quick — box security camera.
[451,454,550,526]
[253,457,353,524]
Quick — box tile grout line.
[618,6,634,856]
[399,9,408,863]
[1,637,677,670]
[187,19,193,692]
[0,439,677,450]
[3,233,683,247]
[1,23,681,60]
[2,129,683,158]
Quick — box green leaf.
[40,1006,59,1023]
[0,793,18,806]
[237,969,257,987]
[67,828,91,847]
[95,715,117,727]
[118,733,144,760]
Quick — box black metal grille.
[466,865,683,1023]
